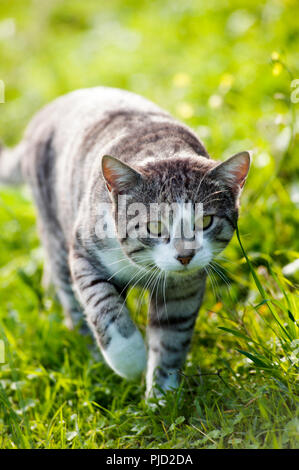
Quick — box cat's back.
[22,87,209,230]
[24,87,169,140]
[23,86,209,190]
[22,87,170,196]
[22,87,175,181]
[23,87,208,161]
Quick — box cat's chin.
[161,265,204,276]
[172,267,202,275]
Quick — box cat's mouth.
[171,265,202,275]
[151,263,204,276]
[130,249,210,275]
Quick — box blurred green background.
[0,0,298,449]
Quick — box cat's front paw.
[145,369,180,400]
[101,325,147,380]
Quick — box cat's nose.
[177,254,194,266]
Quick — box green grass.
[0,0,298,449]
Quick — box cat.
[0,87,250,398]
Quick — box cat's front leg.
[146,290,204,398]
[69,247,146,380]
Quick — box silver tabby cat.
[0,87,250,397]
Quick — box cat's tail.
[0,140,25,185]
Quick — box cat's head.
[101,152,250,275]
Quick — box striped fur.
[0,87,250,397]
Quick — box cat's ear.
[101,155,142,193]
[209,151,251,190]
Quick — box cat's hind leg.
[38,221,87,332]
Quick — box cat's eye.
[147,221,164,237]
[194,215,214,231]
